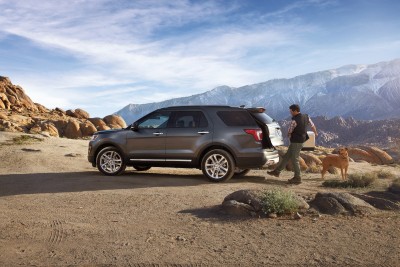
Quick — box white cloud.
[1,0,399,117]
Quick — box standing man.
[267,104,317,184]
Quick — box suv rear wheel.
[201,149,235,182]
[96,146,126,176]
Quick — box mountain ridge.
[116,58,400,123]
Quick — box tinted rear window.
[251,113,275,124]
[217,111,257,127]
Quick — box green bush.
[260,188,298,215]
[322,172,377,188]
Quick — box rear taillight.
[244,129,263,141]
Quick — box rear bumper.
[235,148,279,169]
[263,148,280,166]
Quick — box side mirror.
[131,122,139,131]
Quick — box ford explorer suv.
[88,106,283,182]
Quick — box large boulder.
[64,120,82,139]
[80,120,97,136]
[300,152,322,166]
[347,147,382,164]
[103,115,127,129]
[359,146,394,165]
[223,189,264,211]
[310,192,376,216]
[29,121,59,137]
[88,117,110,131]
[66,108,90,119]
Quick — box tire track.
[48,220,65,245]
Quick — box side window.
[169,111,208,128]
[217,110,257,127]
[138,111,170,129]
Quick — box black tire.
[96,146,126,176]
[201,149,235,182]
[234,168,251,177]
[133,166,151,171]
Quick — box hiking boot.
[267,170,280,178]
[288,177,302,184]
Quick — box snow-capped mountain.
[116,58,400,123]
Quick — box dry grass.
[306,164,321,173]
[374,169,396,179]
[11,135,43,145]
[323,172,378,188]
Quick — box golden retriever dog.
[321,147,349,180]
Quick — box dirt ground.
[0,131,399,266]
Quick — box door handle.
[153,132,164,135]
[197,131,209,134]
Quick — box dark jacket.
[290,113,309,143]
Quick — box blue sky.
[1,0,399,117]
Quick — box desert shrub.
[260,188,298,215]
[12,135,42,145]
[374,169,396,179]
[322,179,345,188]
[348,173,377,187]
[322,172,377,188]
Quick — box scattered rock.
[176,236,187,242]
[21,148,42,152]
[40,131,51,138]
[294,212,302,220]
[65,153,82,157]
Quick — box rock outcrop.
[310,192,376,216]
[221,189,309,217]
[0,76,126,139]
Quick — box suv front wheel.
[96,146,126,176]
[201,149,235,182]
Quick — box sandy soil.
[0,131,399,266]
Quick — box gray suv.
[88,106,282,182]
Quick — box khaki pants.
[275,142,304,178]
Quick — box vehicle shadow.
[0,170,209,197]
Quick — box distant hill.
[279,116,400,148]
[116,58,400,123]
